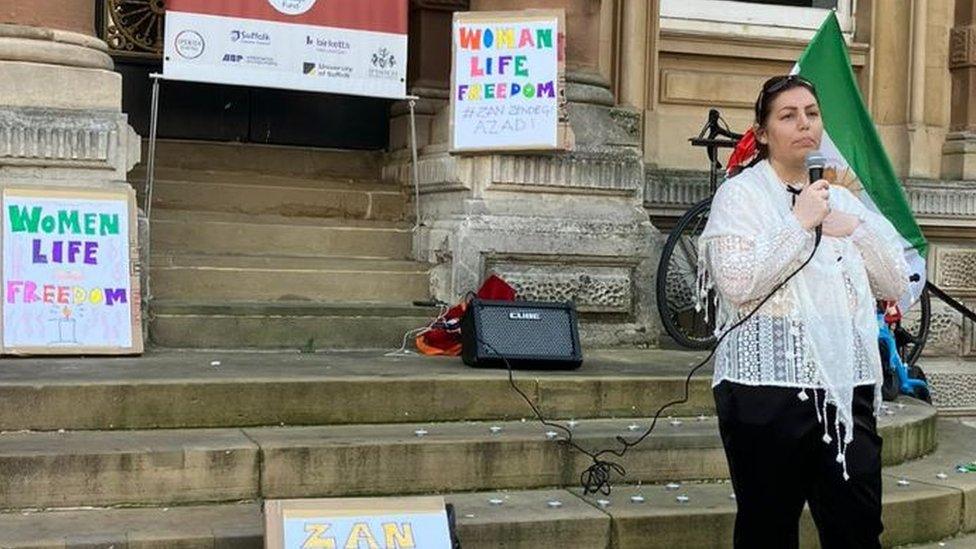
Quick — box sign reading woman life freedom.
[1,187,143,355]
[164,0,408,99]
[451,10,568,152]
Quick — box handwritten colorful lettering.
[2,192,133,350]
[452,15,560,150]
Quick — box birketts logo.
[305,35,350,54]
[371,47,396,69]
[222,53,244,63]
[303,62,317,75]
[230,30,271,45]
[268,0,317,15]
[174,30,205,59]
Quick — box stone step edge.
[141,176,403,195]
[149,300,439,317]
[0,407,935,511]
[0,473,970,549]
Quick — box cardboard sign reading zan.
[265,496,452,549]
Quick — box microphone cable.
[477,225,824,495]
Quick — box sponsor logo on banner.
[369,47,400,81]
[231,30,272,46]
[223,53,278,67]
[303,62,353,79]
[268,0,317,16]
[305,35,350,55]
[174,30,205,59]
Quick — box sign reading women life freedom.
[1,187,142,355]
[451,10,567,151]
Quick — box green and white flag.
[795,12,927,306]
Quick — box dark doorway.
[117,60,392,149]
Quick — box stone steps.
[149,301,438,350]
[149,254,431,302]
[130,168,408,221]
[0,349,715,431]
[0,503,263,548]
[132,139,423,349]
[140,139,384,180]
[898,532,976,548]
[0,407,933,510]
[0,417,967,549]
[150,210,414,259]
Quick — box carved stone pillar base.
[0,24,140,181]
[565,70,641,152]
[385,146,660,347]
[941,133,976,181]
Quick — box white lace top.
[697,161,910,478]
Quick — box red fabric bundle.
[415,274,516,356]
[726,126,758,177]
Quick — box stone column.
[0,1,140,182]
[390,1,469,153]
[387,0,659,346]
[0,2,143,348]
[943,0,976,179]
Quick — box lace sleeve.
[829,186,911,301]
[702,183,815,306]
[850,210,910,301]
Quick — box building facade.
[2,0,975,358]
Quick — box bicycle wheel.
[899,286,931,367]
[656,198,717,349]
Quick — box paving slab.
[571,475,962,549]
[0,429,258,509]
[885,419,976,532]
[0,503,262,548]
[446,488,611,549]
[898,532,976,548]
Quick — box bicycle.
[654,108,931,370]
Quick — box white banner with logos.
[163,10,407,99]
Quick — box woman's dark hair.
[752,74,820,161]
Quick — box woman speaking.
[698,74,910,548]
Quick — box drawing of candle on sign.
[48,270,84,345]
[53,305,77,344]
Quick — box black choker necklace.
[785,184,803,206]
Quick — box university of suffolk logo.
[371,48,396,69]
[303,62,317,75]
[268,0,317,15]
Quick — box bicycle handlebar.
[689,108,744,193]
[693,108,743,143]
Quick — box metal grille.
[100,0,165,58]
[478,306,576,357]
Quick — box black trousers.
[714,381,884,549]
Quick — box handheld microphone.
[806,152,826,245]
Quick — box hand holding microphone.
[796,152,830,245]
[792,181,830,231]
